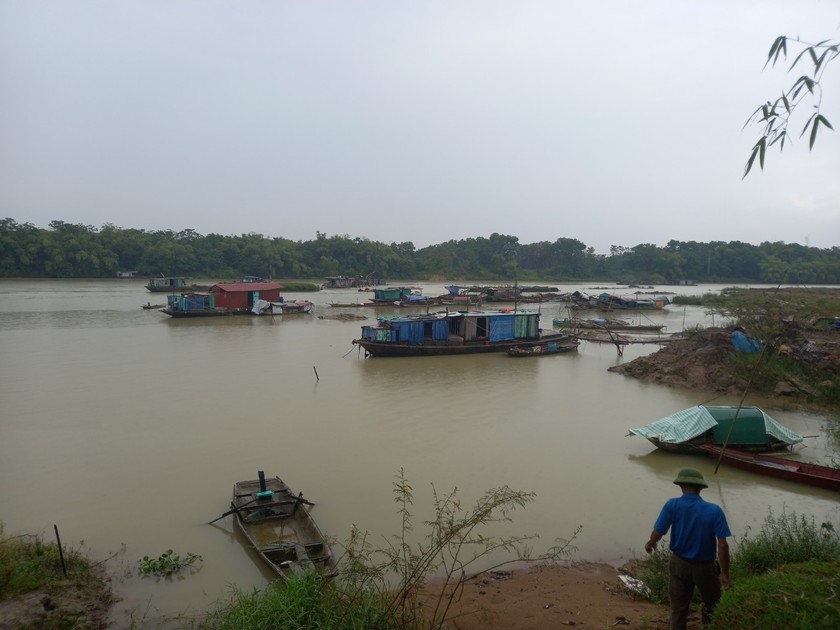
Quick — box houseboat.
[352,309,571,357]
[161,281,283,317]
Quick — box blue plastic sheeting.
[167,294,208,311]
[431,318,448,340]
[393,320,424,343]
[488,315,515,341]
[731,330,762,353]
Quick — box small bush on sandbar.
[202,469,581,629]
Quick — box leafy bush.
[203,571,389,630]
[733,509,840,576]
[203,469,581,629]
[620,543,671,604]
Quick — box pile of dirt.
[608,326,840,402]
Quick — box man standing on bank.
[644,468,732,629]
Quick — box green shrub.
[733,510,840,576]
[203,571,391,630]
[711,561,840,629]
[203,469,581,629]
[621,543,671,604]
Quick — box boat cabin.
[209,282,283,309]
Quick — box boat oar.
[208,497,258,524]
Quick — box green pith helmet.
[673,468,708,488]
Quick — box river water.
[1,279,837,626]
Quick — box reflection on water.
[1,279,837,623]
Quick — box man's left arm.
[717,537,731,589]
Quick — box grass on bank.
[625,509,840,629]
[201,469,582,630]
[0,521,113,628]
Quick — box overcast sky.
[1,1,838,254]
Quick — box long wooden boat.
[353,309,573,357]
[553,317,666,332]
[145,276,210,293]
[566,291,670,311]
[629,405,804,454]
[506,338,580,357]
[697,444,840,491]
[230,473,336,580]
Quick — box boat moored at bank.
[628,405,803,453]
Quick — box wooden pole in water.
[53,524,67,577]
[313,366,319,381]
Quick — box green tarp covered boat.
[629,405,803,453]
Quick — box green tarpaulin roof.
[629,406,803,446]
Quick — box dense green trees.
[1,217,838,282]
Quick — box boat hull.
[697,444,840,491]
[354,333,572,357]
[645,438,796,454]
[161,308,251,318]
[506,339,580,356]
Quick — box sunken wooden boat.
[353,309,572,357]
[697,444,840,491]
[231,473,336,580]
[629,405,803,454]
[553,317,666,332]
[506,338,580,357]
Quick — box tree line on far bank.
[1,218,839,284]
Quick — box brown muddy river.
[1,279,836,626]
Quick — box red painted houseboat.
[162,282,283,317]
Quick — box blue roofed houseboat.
[352,309,571,357]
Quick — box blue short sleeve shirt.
[653,493,731,562]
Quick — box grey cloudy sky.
[2,1,838,254]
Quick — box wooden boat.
[252,299,314,315]
[329,302,365,308]
[145,276,210,293]
[141,302,166,310]
[363,286,415,306]
[353,309,572,357]
[230,473,336,580]
[278,300,314,314]
[571,329,680,344]
[629,405,803,454]
[566,291,670,311]
[553,317,666,332]
[506,338,580,356]
[697,444,840,491]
